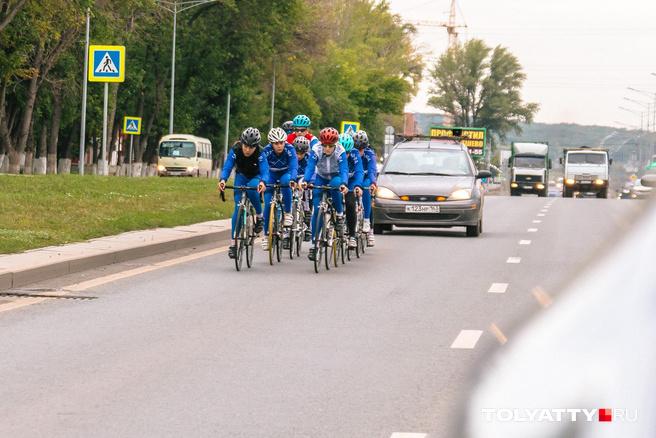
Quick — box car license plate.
[405,205,440,213]
[523,186,532,190]
[579,180,591,184]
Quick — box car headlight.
[187,166,195,172]
[565,178,575,185]
[157,165,166,171]
[594,179,604,185]
[510,182,518,188]
[376,186,399,200]
[536,183,545,190]
[448,189,472,201]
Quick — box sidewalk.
[0,219,232,291]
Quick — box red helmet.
[319,127,339,145]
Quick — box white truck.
[560,147,612,198]
[508,142,551,197]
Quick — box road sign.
[430,126,487,158]
[340,121,360,136]
[89,45,125,83]
[122,116,142,135]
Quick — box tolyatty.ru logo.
[482,408,637,423]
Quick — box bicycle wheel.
[268,202,276,265]
[246,209,254,268]
[312,210,324,274]
[234,205,245,271]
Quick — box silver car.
[373,139,491,237]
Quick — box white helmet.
[268,127,287,143]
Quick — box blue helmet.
[292,114,311,128]
[339,133,354,152]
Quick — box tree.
[428,39,538,140]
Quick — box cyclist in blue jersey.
[300,127,348,261]
[262,127,298,250]
[340,133,364,249]
[294,136,313,241]
[218,127,268,259]
[353,130,378,247]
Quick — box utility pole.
[78,8,90,175]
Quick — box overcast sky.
[388,0,656,128]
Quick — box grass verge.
[0,174,232,254]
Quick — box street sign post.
[122,116,141,177]
[340,121,361,136]
[89,45,126,176]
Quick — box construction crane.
[408,0,466,48]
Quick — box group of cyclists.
[218,114,379,264]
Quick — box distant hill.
[503,122,656,151]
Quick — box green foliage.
[428,38,538,141]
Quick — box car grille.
[388,213,459,221]
[515,175,542,183]
[575,174,597,181]
[404,195,444,202]
[165,167,188,172]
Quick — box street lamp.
[156,0,219,134]
[623,98,651,131]
[627,86,656,133]
[619,106,645,131]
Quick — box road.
[0,196,645,438]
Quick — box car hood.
[566,163,608,179]
[377,174,474,196]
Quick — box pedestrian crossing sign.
[122,116,142,135]
[340,121,360,136]
[89,45,125,82]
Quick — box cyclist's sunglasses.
[243,143,258,149]
[294,128,308,132]
[322,142,336,148]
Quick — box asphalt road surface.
[0,196,645,438]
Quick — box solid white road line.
[528,228,538,232]
[450,330,483,349]
[488,283,508,294]
[519,240,532,245]
[506,257,521,264]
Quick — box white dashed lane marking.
[506,257,521,264]
[537,213,546,217]
[528,228,538,232]
[519,240,532,245]
[488,283,508,294]
[450,330,483,349]
[533,220,542,223]
[390,434,428,438]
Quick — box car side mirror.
[559,157,563,165]
[609,158,613,165]
[476,170,492,179]
[507,158,512,167]
[548,159,552,169]
[197,151,202,158]
[641,174,656,187]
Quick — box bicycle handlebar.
[219,185,260,202]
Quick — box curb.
[0,229,232,292]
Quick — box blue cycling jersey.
[304,143,348,185]
[360,147,378,184]
[262,143,298,179]
[347,149,364,188]
[297,154,308,178]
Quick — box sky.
[387,0,656,128]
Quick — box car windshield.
[514,156,544,168]
[384,149,473,176]
[567,153,606,164]
[159,141,196,158]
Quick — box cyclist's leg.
[310,176,327,242]
[345,190,356,237]
[231,173,249,239]
[280,173,293,213]
[329,176,344,214]
[362,177,372,219]
[262,174,276,234]
[242,177,262,215]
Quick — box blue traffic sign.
[123,116,142,135]
[89,45,125,83]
